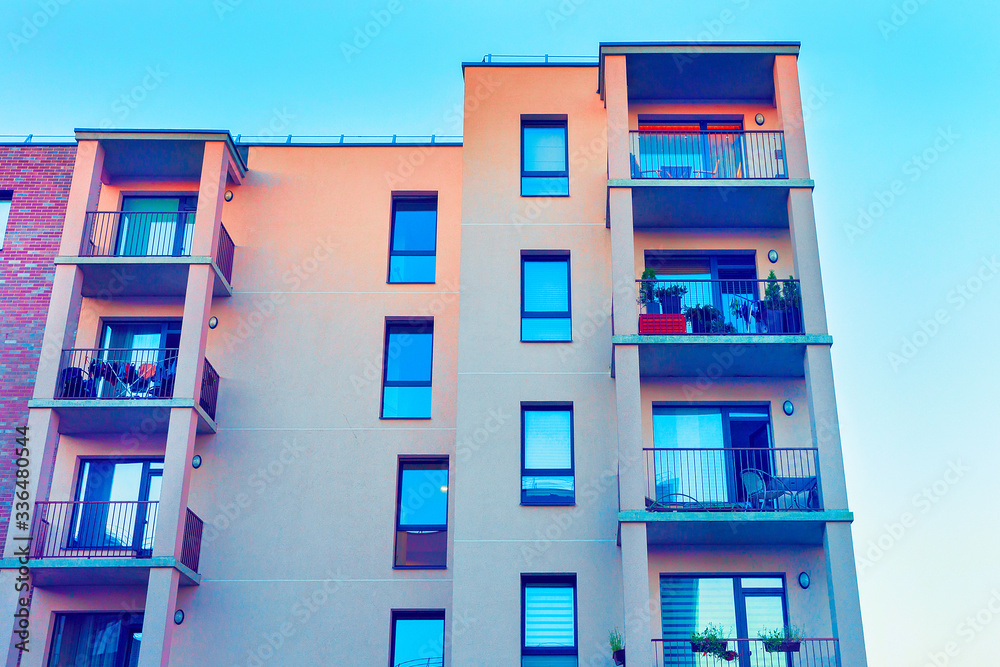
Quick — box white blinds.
[524,410,572,470]
[524,586,575,647]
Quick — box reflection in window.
[522,406,574,505]
[382,321,434,419]
[389,197,437,283]
[522,120,568,196]
[395,459,448,568]
[390,610,445,667]
[521,255,571,342]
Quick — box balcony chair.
[630,153,660,179]
[741,469,792,510]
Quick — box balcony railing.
[57,348,179,400]
[30,500,159,559]
[181,508,204,572]
[654,638,839,666]
[645,448,822,512]
[636,279,803,335]
[216,223,235,283]
[200,358,220,420]
[630,130,787,180]
[81,211,195,258]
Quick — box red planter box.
[639,314,686,335]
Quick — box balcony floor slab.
[55,255,232,297]
[0,557,200,587]
[619,509,853,546]
[28,398,217,434]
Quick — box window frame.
[658,573,789,640]
[388,608,446,667]
[0,190,13,252]
[520,118,569,197]
[521,403,575,506]
[520,252,572,343]
[48,612,144,667]
[387,194,438,285]
[521,574,579,661]
[380,318,434,420]
[651,402,774,449]
[393,456,449,570]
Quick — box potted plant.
[638,268,660,313]
[655,283,688,315]
[758,626,804,653]
[608,627,625,665]
[690,624,737,661]
[762,271,803,334]
[781,277,802,333]
[684,304,735,334]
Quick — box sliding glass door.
[116,196,196,257]
[70,460,162,554]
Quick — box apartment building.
[0,42,866,666]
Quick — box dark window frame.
[520,252,572,343]
[651,402,774,449]
[393,456,449,570]
[380,318,434,420]
[520,118,570,197]
[658,573,789,640]
[521,403,575,506]
[521,573,579,659]
[0,189,13,252]
[388,608,446,667]
[387,194,439,285]
[49,612,144,667]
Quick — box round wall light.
[208,316,218,329]
[192,455,202,469]
[224,190,234,202]
[755,113,766,126]
[798,572,811,589]
[173,610,185,625]
[782,400,794,416]
[768,249,779,264]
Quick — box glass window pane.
[524,586,575,647]
[382,386,432,419]
[522,657,578,667]
[389,255,436,283]
[0,199,11,250]
[394,529,447,568]
[522,176,569,196]
[522,318,571,342]
[392,203,437,252]
[524,261,569,313]
[524,410,572,470]
[740,577,784,589]
[48,613,141,667]
[399,466,448,527]
[386,332,433,382]
[523,126,567,173]
[522,476,574,504]
[744,595,786,639]
[660,577,737,639]
[392,616,444,665]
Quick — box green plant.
[608,627,625,652]
[657,283,688,298]
[763,270,783,303]
[684,304,736,333]
[781,276,801,307]
[758,626,804,651]
[690,625,736,660]
[638,268,658,307]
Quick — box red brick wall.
[0,145,76,547]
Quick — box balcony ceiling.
[630,183,792,228]
[625,53,777,102]
[75,129,247,181]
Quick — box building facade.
[0,42,866,666]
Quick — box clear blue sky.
[4,0,999,663]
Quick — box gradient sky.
[3,1,999,663]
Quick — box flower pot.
[783,305,802,333]
[691,640,727,653]
[646,301,663,315]
[765,308,785,334]
[612,648,626,665]
[764,640,801,653]
[660,294,683,314]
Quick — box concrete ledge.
[0,557,201,587]
[613,334,832,346]
[619,509,853,546]
[54,255,232,297]
[28,399,217,434]
[609,178,815,189]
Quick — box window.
[660,575,788,657]
[522,575,577,666]
[521,119,568,196]
[521,254,571,342]
[48,613,144,667]
[634,120,746,179]
[389,610,445,667]
[394,459,448,568]
[522,405,574,505]
[117,195,197,257]
[381,320,434,419]
[70,459,163,554]
[388,196,437,283]
[0,191,12,251]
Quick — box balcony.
[620,447,851,546]
[57,212,235,297]
[653,638,840,666]
[630,130,787,180]
[612,278,830,377]
[24,500,203,586]
[32,348,218,433]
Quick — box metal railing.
[630,130,787,179]
[645,448,822,512]
[481,53,598,63]
[636,279,803,335]
[57,348,179,400]
[654,638,840,666]
[200,359,220,420]
[216,223,235,284]
[233,134,462,145]
[181,508,204,572]
[81,211,195,257]
[30,500,159,559]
